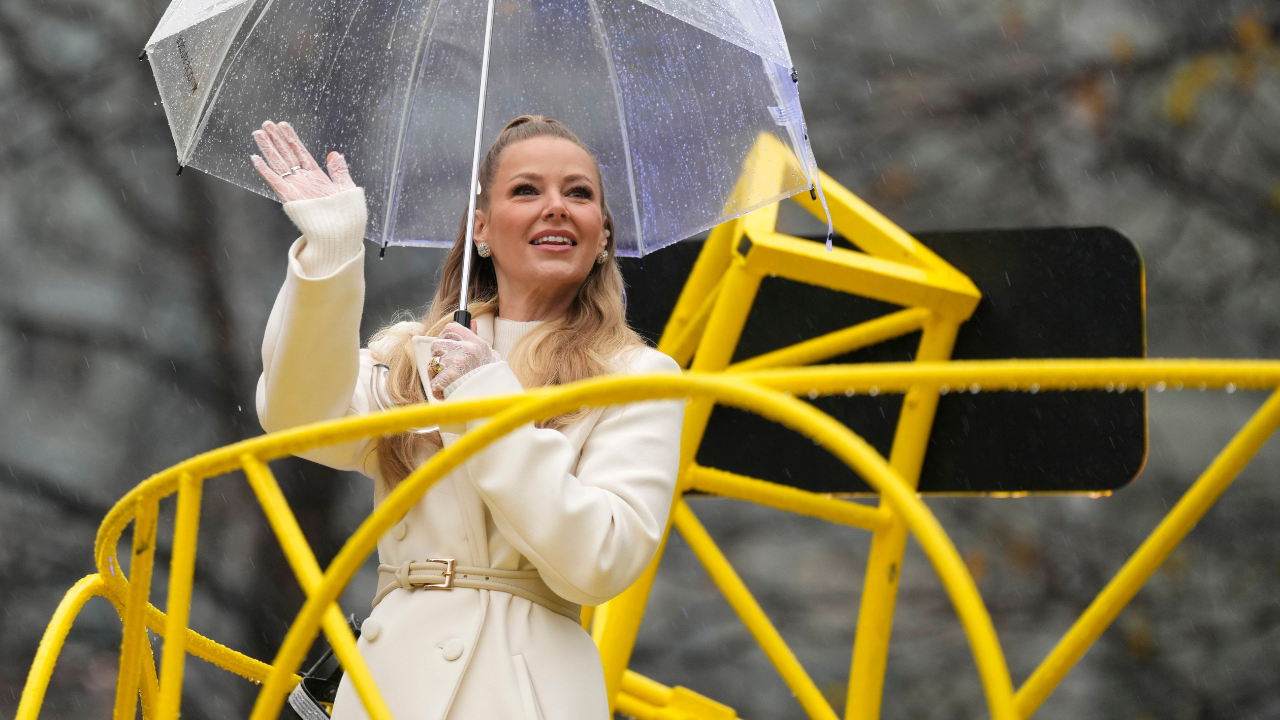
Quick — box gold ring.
[429,357,443,376]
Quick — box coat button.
[440,638,464,661]
[392,521,407,540]
[361,618,381,641]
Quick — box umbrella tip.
[378,244,386,259]
[791,67,799,83]
[809,183,817,201]
[138,49,147,61]
[176,165,183,176]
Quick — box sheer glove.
[249,120,365,276]
[426,322,500,400]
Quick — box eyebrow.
[508,172,595,185]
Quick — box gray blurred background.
[3,0,1280,718]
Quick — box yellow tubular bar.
[790,168,958,276]
[674,500,840,720]
[659,218,740,351]
[241,374,1016,720]
[16,575,108,720]
[1014,388,1280,718]
[114,496,159,720]
[157,474,203,720]
[667,275,726,367]
[138,600,286,685]
[100,586,161,720]
[743,359,1280,395]
[241,455,393,720]
[137,629,162,720]
[595,530,670,713]
[849,317,961,720]
[740,231,980,311]
[617,669,738,720]
[685,463,891,531]
[105,574,275,691]
[728,308,930,372]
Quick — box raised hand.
[250,120,356,202]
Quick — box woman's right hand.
[251,120,356,202]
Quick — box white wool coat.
[256,239,684,720]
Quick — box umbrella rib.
[176,0,279,167]
[585,0,645,256]
[313,0,368,113]
[379,0,444,248]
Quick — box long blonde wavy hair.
[369,115,645,486]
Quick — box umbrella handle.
[453,309,472,328]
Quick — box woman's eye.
[513,184,538,196]
[568,186,594,200]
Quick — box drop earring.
[476,242,491,258]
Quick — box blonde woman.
[251,116,683,720]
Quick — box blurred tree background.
[2,0,1280,718]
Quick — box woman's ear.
[473,209,487,243]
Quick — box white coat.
[256,240,684,720]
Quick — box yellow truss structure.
[17,136,1280,720]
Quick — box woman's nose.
[544,195,568,219]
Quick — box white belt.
[373,559,581,623]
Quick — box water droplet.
[845,388,855,396]
[1105,383,1115,392]
[969,383,980,393]
[1198,383,1207,391]
[1225,383,1236,393]
[1117,383,1126,392]
[1155,381,1166,392]
[1029,383,1039,394]
[939,384,949,395]
[869,386,879,396]
[808,390,818,399]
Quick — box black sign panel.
[620,227,1146,494]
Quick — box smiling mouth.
[530,236,576,246]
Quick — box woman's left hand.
[427,322,500,400]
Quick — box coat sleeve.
[446,349,684,606]
[255,238,381,476]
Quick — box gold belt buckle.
[423,558,456,590]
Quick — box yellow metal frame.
[18,137,1280,720]
[15,363,1280,720]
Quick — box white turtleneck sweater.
[491,317,541,359]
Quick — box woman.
[251,116,684,720]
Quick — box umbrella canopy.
[144,0,824,256]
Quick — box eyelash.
[510,184,594,200]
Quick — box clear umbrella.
[143,0,830,265]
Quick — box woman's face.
[474,136,609,306]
